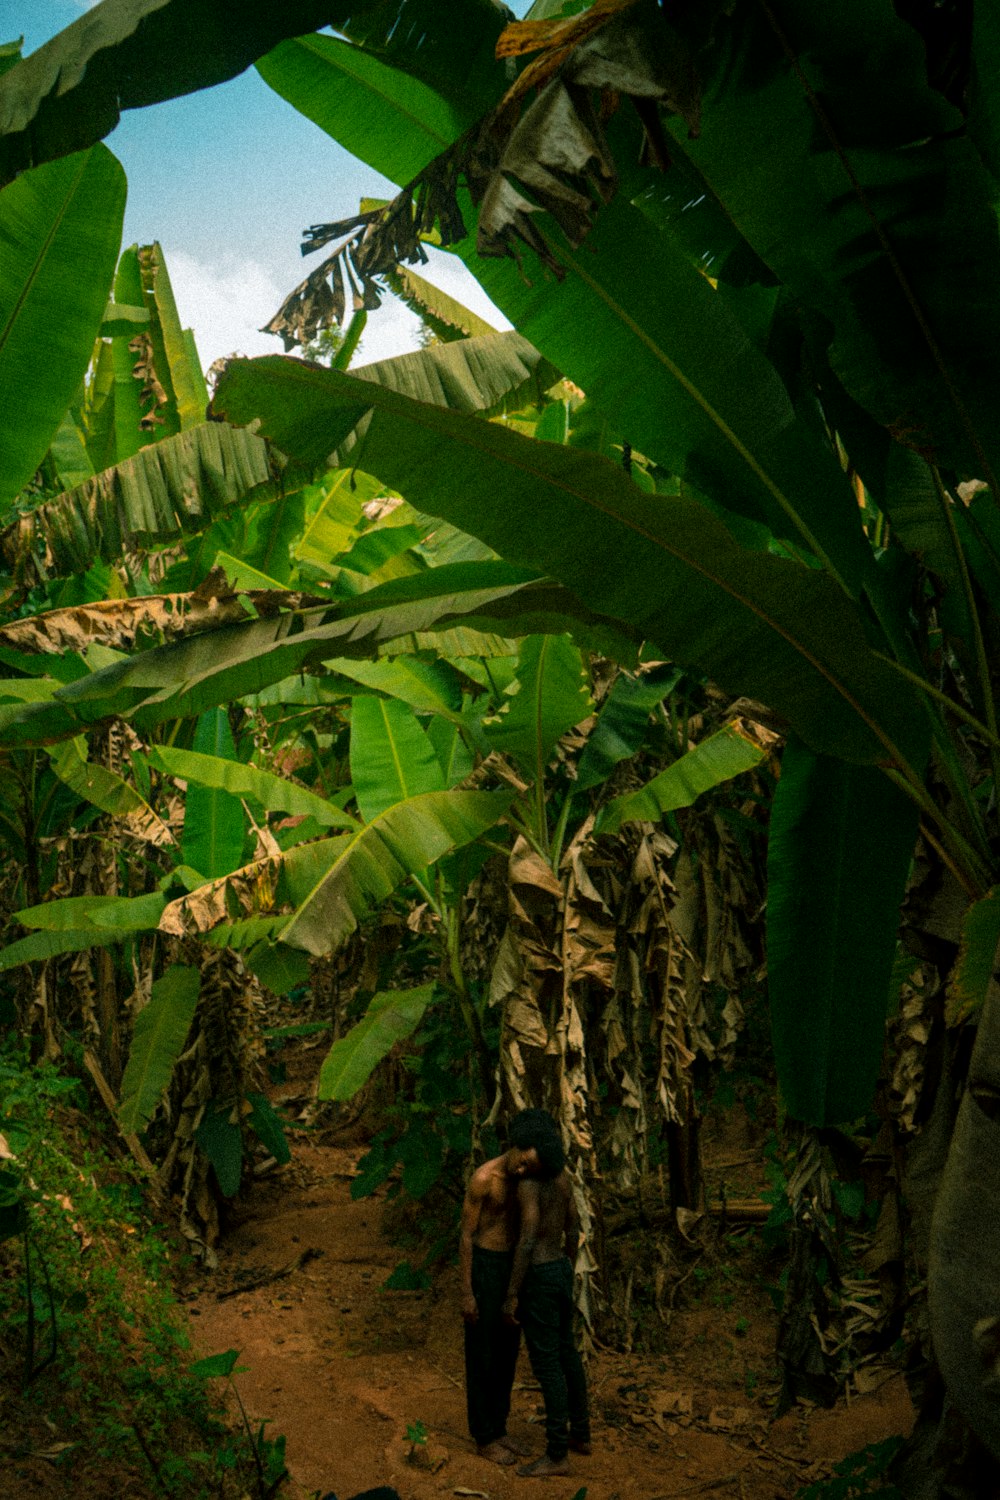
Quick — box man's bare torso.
[519,1172,575,1263]
[469,1155,521,1251]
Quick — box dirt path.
[186,1143,914,1500]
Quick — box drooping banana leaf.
[352,332,560,419]
[118,964,200,1134]
[598,724,767,835]
[148,745,357,830]
[48,738,174,846]
[766,737,920,1125]
[0,144,125,508]
[210,357,928,772]
[160,788,512,958]
[318,983,437,1100]
[384,264,500,343]
[259,23,874,589]
[0,566,633,747]
[0,421,296,582]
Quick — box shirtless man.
[502,1132,591,1478]
[459,1110,555,1465]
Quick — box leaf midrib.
[0,151,90,360]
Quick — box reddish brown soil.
[186,1142,914,1500]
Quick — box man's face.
[509,1146,541,1177]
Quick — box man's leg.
[556,1270,590,1452]
[467,1248,519,1462]
[517,1264,571,1474]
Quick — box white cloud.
[160,249,298,371]
[162,245,513,378]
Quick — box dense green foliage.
[4,0,1000,1479]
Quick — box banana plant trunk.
[929,978,1000,1461]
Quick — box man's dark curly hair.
[508,1108,566,1179]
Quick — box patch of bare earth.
[186,1142,913,1500]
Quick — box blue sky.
[4,0,517,366]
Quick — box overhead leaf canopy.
[0,0,508,190]
[210,356,927,771]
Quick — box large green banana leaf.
[0,145,125,508]
[256,34,467,186]
[160,788,513,957]
[0,567,633,747]
[210,358,927,772]
[384,265,500,343]
[0,0,507,189]
[766,738,920,1124]
[181,709,246,879]
[485,634,593,783]
[318,983,436,1101]
[349,696,444,822]
[680,1,1000,488]
[118,964,200,1134]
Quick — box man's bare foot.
[500,1435,532,1456]
[478,1441,516,1466]
[569,1439,592,1455]
[517,1454,571,1477]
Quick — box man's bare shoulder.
[467,1156,505,1193]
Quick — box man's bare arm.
[460,1175,484,1322]
[503,1178,540,1322]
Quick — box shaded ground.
[186,1142,913,1500]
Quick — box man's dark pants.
[518,1257,590,1461]
[465,1246,520,1446]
